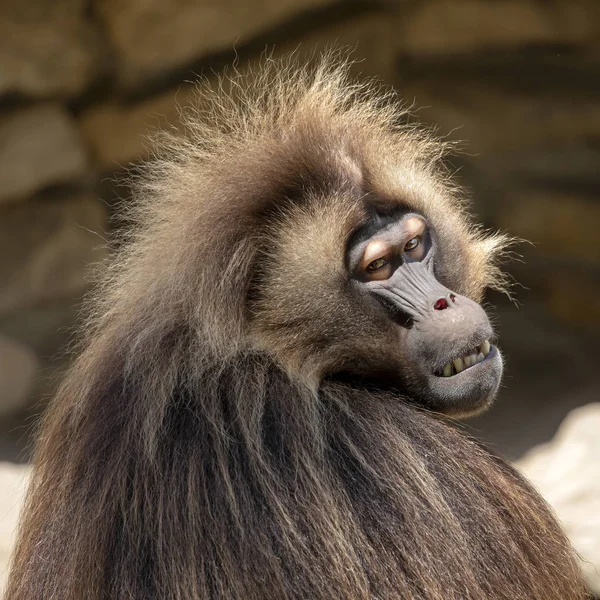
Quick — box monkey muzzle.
[367,256,503,415]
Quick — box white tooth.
[476,352,485,363]
[481,339,490,356]
[464,355,473,368]
[453,357,464,373]
[443,362,453,377]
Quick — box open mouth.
[436,339,493,378]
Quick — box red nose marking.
[434,297,449,310]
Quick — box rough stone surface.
[98,0,335,86]
[0,462,30,598]
[0,0,101,99]
[0,336,39,418]
[80,84,196,169]
[517,403,600,595]
[395,80,600,156]
[0,195,107,315]
[0,105,87,204]
[0,302,80,432]
[81,9,395,170]
[482,188,600,329]
[544,268,600,330]
[400,0,595,55]
[502,257,600,330]
[495,191,600,264]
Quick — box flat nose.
[433,293,456,311]
[369,261,459,322]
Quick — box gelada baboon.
[7,57,587,600]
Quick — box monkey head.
[248,122,505,418]
[131,63,510,419]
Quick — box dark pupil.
[406,238,419,250]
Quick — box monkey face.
[346,210,503,416]
[251,193,503,418]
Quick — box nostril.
[449,293,456,303]
[434,297,449,310]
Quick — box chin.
[411,344,504,417]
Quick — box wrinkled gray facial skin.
[348,212,503,416]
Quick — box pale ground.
[518,403,600,595]
[0,463,29,598]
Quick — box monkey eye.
[359,240,394,280]
[404,237,420,252]
[366,258,389,273]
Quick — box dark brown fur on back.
[6,57,587,599]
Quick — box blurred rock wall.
[1,0,599,425]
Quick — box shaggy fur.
[7,57,587,599]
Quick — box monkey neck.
[10,352,585,600]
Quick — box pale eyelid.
[404,216,427,240]
[355,216,428,274]
[361,239,390,267]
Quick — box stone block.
[0,104,87,204]
[79,84,196,170]
[81,7,396,170]
[0,335,39,418]
[545,268,600,330]
[0,301,80,411]
[396,79,600,157]
[495,191,600,265]
[98,0,335,87]
[0,194,107,315]
[0,0,101,98]
[399,0,595,56]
